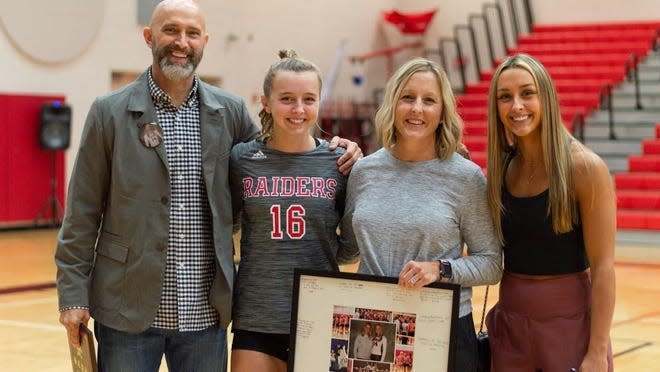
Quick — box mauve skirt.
[485,271,613,372]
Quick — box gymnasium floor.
[0,228,658,371]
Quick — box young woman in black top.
[486,54,615,372]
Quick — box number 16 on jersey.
[270,204,306,239]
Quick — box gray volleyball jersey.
[230,139,355,334]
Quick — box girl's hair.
[374,57,462,160]
[258,49,322,141]
[486,53,579,244]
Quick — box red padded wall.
[0,93,67,227]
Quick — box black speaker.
[40,101,71,150]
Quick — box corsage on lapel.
[138,122,163,148]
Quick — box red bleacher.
[509,42,650,56]
[616,124,660,230]
[466,79,613,95]
[531,21,660,33]
[517,30,655,44]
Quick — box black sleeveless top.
[501,187,589,275]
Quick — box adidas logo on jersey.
[251,150,267,159]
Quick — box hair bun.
[278,49,298,59]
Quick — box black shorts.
[232,329,290,362]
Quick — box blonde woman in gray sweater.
[342,58,502,372]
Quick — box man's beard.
[153,42,203,82]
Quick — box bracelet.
[59,306,89,313]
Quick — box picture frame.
[289,269,460,372]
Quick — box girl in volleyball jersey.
[229,49,359,372]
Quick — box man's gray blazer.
[55,70,260,332]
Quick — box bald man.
[55,1,360,371]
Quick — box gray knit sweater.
[341,148,502,317]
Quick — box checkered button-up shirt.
[148,70,218,331]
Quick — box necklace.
[526,163,539,184]
[517,153,541,185]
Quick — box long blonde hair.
[375,58,462,160]
[258,49,322,141]
[486,53,578,244]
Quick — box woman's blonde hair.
[375,57,462,160]
[486,53,578,244]
[258,49,322,141]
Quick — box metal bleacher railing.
[436,0,532,93]
[625,53,644,111]
[598,83,616,140]
[572,113,586,143]
[593,29,660,143]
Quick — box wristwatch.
[439,259,453,279]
